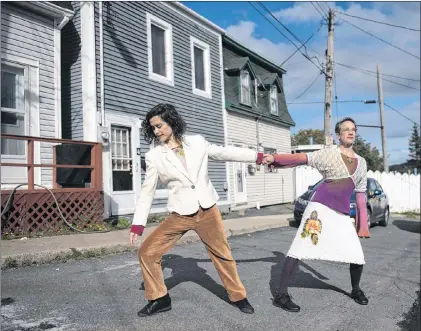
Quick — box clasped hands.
[257,153,275,165]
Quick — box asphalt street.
[1,216,420,331]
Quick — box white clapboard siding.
[2,3,56,186]
[294,167,420,213]
[227,111,294,209]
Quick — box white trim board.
[80,1,98,142]
[190,36,212,99]
[146,12,174,87]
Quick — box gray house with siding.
[60,1,230,218]
[1,2,73,188]
[222,35,296,210]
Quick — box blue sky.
[182,1,420,165]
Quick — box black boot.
[273,293,300,312]
[351,289,368,305]
[231,298,255,314]
[137,293,172,317]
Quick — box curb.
[1,218,292,269]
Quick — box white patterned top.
[306,146,368,192]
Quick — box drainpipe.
[57,16,70,30]
[99,2,105,126]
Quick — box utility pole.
[324,9,334,146]
[377,64,389,172]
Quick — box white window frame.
[270,85,278,115]
[190,36,212,99]
[146,13,174,86]
[240,70,251,105]
[1,55,41,186]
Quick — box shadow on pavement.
[393,219,421,234]
[140,251,351,305]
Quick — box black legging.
[278,256,364,294]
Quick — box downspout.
[57,16,70,30]
[99,2,105,125]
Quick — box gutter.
[172,2,225,34]
[18,2,74,27]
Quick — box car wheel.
[379,207,389,227]
[367,209,372,228]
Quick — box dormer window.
[240,70,251,105]
[270,85,278,115]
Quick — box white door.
[233,144,247,204]
[1,64,28,184]
[106,114,141,216]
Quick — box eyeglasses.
[341,128,357,133]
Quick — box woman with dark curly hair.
[130,103,262,317]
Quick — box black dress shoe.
[273,293,301,312]
[351,289,368,305]
[137,293,172,317]
[232,298,255,314]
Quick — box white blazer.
[132,134,257,227]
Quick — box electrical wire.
[1,184,112,234]
[336,11,420,32]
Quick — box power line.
[336,62,421,91]
[339,16,420,60]
[333,61,420,82]
[256,1,329,75]
[280,23,323,66]
[287,100,374,105]
[310,2,327,21]
[316,2,329,18]
[383,103,421,127]
[248,1,327,75]
[336,11,420,32]
[288,71,322,104]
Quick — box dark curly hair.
[335,117,357,135]
[141,103,187,144]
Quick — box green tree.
[408,123,421,167]
[352,135,384,172]
[291,129,325,146]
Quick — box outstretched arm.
[205,139,258,163]
[260,153,308,168]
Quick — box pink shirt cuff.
[130,225,145,236]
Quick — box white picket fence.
[293,166,420,213]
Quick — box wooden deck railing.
[0,134,103,191]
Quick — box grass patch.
[399,211,421,219]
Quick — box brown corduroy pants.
[138,205,247,302]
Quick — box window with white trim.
[1,64,26,156]
[240,70,251,105]
[146,13,174,86]
[270,85,278,115]
[190,37,211,98]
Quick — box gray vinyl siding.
[61,1,83,140]
[102,2,227,207]
[223,46,294,126]
[1,2,56,185]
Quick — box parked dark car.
[294,177,390,228]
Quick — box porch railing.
[1,134,104,237]
[0,134,102,190]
